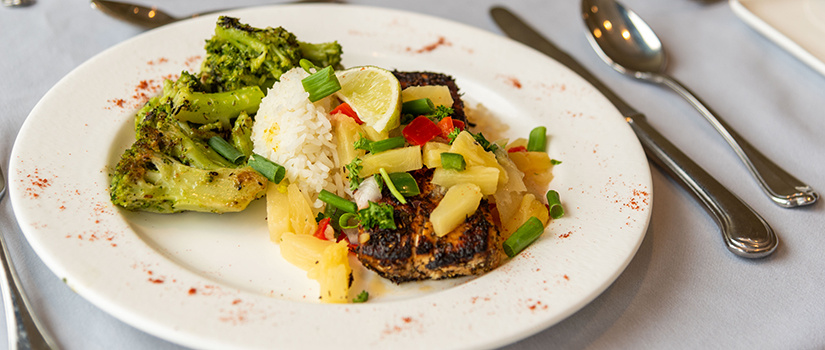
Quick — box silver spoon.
[0,166,57,349]
[90,0,341,29]
[581,0,818,208]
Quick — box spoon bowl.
[581,0,818,208]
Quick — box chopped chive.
[527,126,547,152]
[354,135,372,152]
[502,216,545,257]
[388,172,420,197]
[248,153,285,183]
[440,152,466,171]
[319,189,357,214]
[551,159,562,165]
[324,204,345,231]
[379,168,406,204]
[208,136,244,164]
[299,58,317,73]
[401,98,435,115]
[339,212,359,229]
[546,190,564,219]
[368,136,406,154]
[302,66,341,102]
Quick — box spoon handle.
[658,75,818,208]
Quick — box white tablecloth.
[1,0,823,349]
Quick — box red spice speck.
[232,299,242,305]
[559,231,572,239]
[149,278,164,284]
[402,317,412,323]
[407,36,451,53]
[563,274,570,281]
[188,288,197,295]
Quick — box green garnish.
[353,290,369,303]
[359,201,396,230]
[550,159,562,165]
[428,105,454,122]
[502,216,545,258]
[546,190,564,219]
[527,126,547,152]
[208,136,244,164]
[354,135,372,152]
[401,98,435,115]
[447,128,461,144]
[248,153,286,183]
[472,132,498,153]
[345,157,363,191]
[319,189,357,214]
[440,152,466,171]
[301,65,341,102]
[379,168,406,204]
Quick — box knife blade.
[490,6,777,258]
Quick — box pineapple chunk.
[287,183,316,236]
[360,145,423,176]
[509,151,555,193]
[423,141,451,168]
[401,85,454,108]
[279,232,333,271]
[430,183,483,236]
[432,166,500,195]
[308,241,352,303]
[502,193,550,240]
[449,131,508,186]
[266,182,292,242]
[331,113,365,167]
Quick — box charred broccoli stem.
[199,16,342,92]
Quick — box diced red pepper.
[403,116,442,145]
[313,217,332,240]
[330,103,364,125]
[452,119,465,131]
[436,117,455,138]
[507,145,527,153]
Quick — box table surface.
[1,0,824,349]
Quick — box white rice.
[251,68,344,208]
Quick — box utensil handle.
[659,75,818,208]
[628,114,777,257]
[0,232,57,349]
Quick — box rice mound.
[252,68,343,208]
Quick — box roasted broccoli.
[109,142,266,213]
[110,110,266,213]
[136,71,263,130]
[199,16,342,92]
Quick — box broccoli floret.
[199,16,342,92]
[109,141,267,213]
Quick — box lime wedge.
[335,66,401,134]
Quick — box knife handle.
[628,114,777,258]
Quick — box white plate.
[731,0,825,77]
[9,4,651,349]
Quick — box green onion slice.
[248,153,285,183]
[208,136,244,164]
[527,126,547,152]
[299,58,317,73]
[401,98,435,115]
[502,216,545,257]
[319,189,357,214]
[368,136,406,154]
[388,172,420,197]
[546,190,564,219]
[339,213,359,229]
[379,168,406,204]
[440,152,466,171]
[302,66,341,102]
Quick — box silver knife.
[491,6,777,258]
